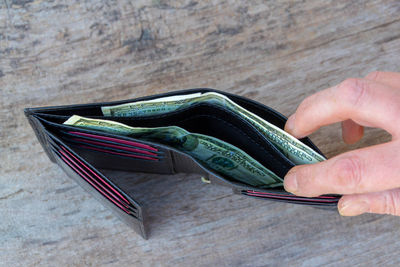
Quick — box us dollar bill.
[101,92,325,165]
[64,115,283,188]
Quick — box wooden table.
[1,0,400,265]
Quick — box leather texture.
[25,88,341,239]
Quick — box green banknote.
[101,92,325,165]
[64,115,283,188]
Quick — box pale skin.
[283,71,400,216]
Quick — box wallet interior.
[35,101,296,181]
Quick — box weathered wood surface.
[1,0,400,266]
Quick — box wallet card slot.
[243,190,339,202]
[33,113,72,120]
[67,142,160,161]
[59,146,134,208]
[62,131,160,154]
[59,134,161,160]
[53,143,133,206]
[36,115,162,157]
[241,190,340,206]
[50,145,137,215]
[36,115,176,175]
[43,128,142,210]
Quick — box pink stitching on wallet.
[245,192,338,203]
[59,149,131,208]
[246,190,337,199]
[60,145,130,204]
[69,131,158,151]
[70,137,158,156]
[60,155,130,214]
[78,145,159,161]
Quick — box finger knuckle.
[382,191,400,216]
[297,95,314,115]
[291,97,313,134]
[333,156,363,191]
[365,71,381,81]
[294,166,314,190]
[293,166,309,181]
[336,78,368,108]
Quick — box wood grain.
[1,0,400,266]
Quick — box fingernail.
[284,170,298,193]
[285,114,296,134]
[339,199,369,216]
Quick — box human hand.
[283,71,400,216]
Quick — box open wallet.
[25,88,341,239]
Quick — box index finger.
[365,71,400,88]
[284,78,400,139]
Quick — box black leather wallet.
[25,88,340,239]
